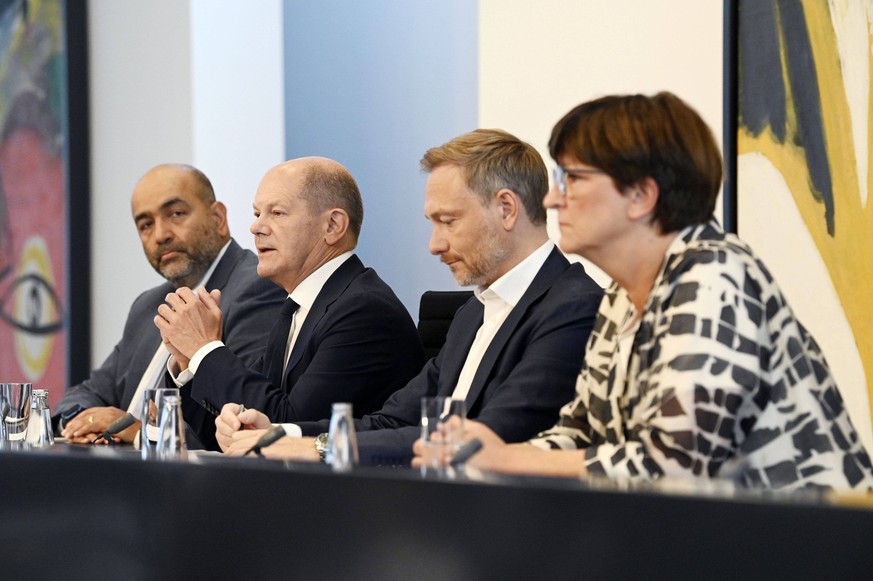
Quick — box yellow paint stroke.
[13,237,56,379]
[739,0,873,422]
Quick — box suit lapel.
[462,248,570,407]
[203,239,244,293]
[283,255,366,379]
[125,288,172,408]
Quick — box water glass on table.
[326,402,358,471]
[0,382,32,446]
[420,396,466,478]
[140,387,179,460]
[156,392,186,461]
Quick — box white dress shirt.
[449,241,554,401]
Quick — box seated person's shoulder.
[674,235,765,290]
[552,262,604,302]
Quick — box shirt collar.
[474,240,554,309]
[289,251,354,311]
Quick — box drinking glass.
[419,396,466,478]
[25,389,54,447]
[326,402,358,471]
[140,388,177,460]
[0,383,32,445]
[155,392,186,461]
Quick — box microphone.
[244,425,287,457]
[92,412,137,445]
[450,438,483,467]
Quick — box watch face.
[315,433,329,462]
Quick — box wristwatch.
[57,403,85,432]
[314,433,329,463]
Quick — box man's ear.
[211,201,230,237]
[626,177,658,223]
[324,208,350,245]
[494,188,520,230]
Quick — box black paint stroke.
[738,0,835,236]
[0,272,64,334]
[778,0,835,235]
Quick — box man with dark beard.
[215,129,604,466]
[54,164,286,447]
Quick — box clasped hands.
[154,287,223,371]
[214,403,320,460]
[61,406,140,444]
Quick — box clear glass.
[419,396,466,478]
[0,382,32,445]
[326,402,358,471]
[140,388,177,460]
[155,393,186,461]
[25,389,54,447]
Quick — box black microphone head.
[93,413,138,444]
[257,425,287,448]
[105,412,137,435]
[245,425,287,456]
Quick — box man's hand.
[215,402,271,452]
[61,406,140,444]
[225,431,319,462]
[154,287,223,362]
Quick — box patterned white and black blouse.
[530,222,873,491]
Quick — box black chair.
[417,290,474,360]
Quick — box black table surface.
[1,443,871,580]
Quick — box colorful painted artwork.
[0,0,67,408]
[735,0,873,447]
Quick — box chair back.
[417,290,474,360]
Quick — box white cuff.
[168,356,192,387]
[280,423,302,438]
[168,340,226,387]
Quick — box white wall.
[88,0,194,364]
[479,0,725,288]
[88,0,284,365]
[189,0,285,251]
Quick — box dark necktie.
[266,297,299,387]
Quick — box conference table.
[0,443,871,580]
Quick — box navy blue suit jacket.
[295,247,603,465]
[189,254,426,446]
[55,239,287,447]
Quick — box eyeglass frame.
[552,166,606,196]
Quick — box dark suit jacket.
[55,240,287,447]
[190,254,426,446]
[295,247,604,465]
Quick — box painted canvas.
[0,0,68,408]
[735,0,873,449]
